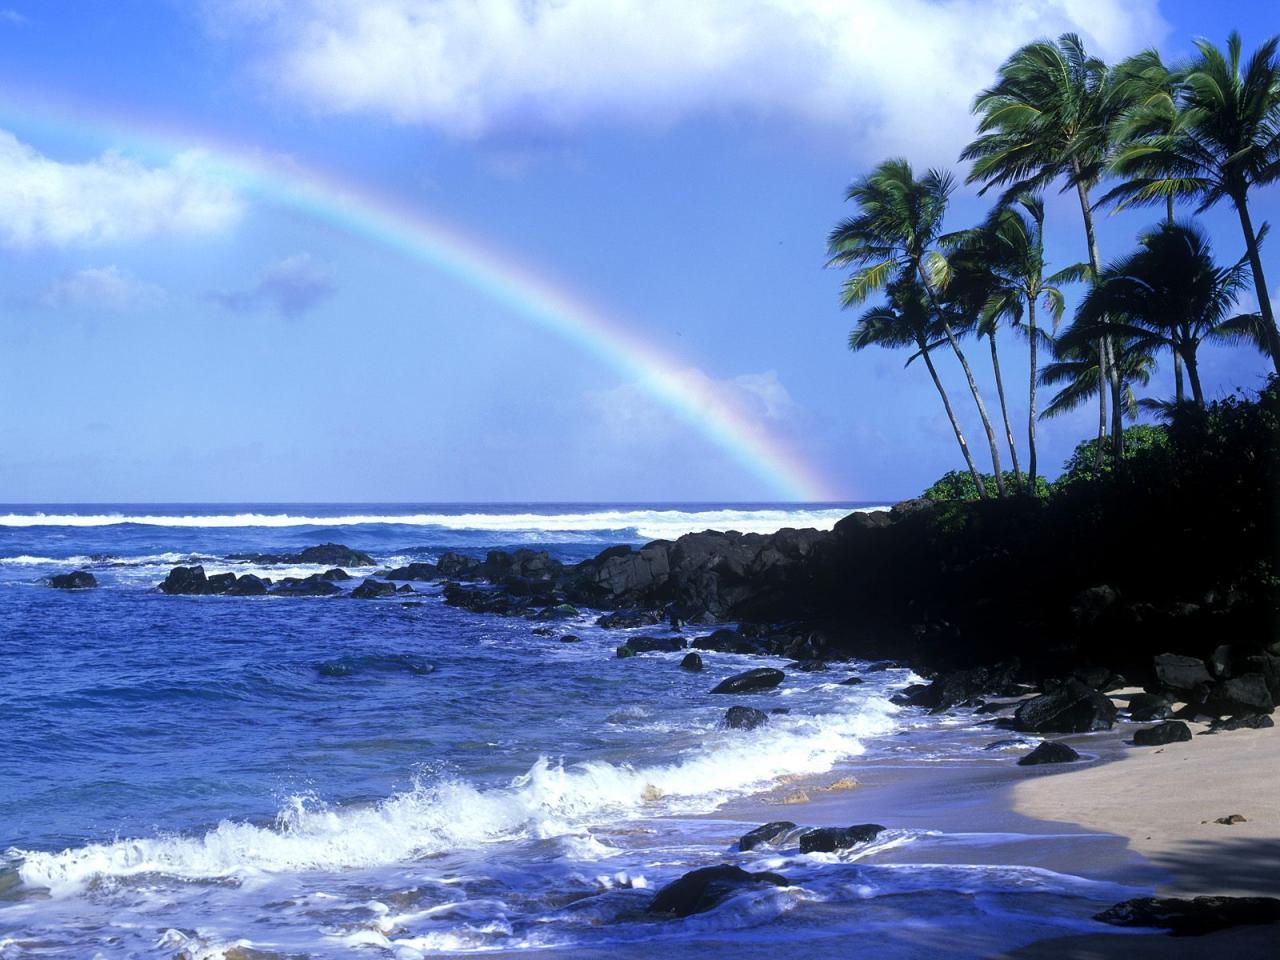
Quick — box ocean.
[0,504,1148,958]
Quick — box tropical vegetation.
[830,28,1280,498]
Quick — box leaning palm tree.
[963,34,1130,462]
[1068,222,1258,407]
[828,158,1007,496]
[1106,32,1280,375]
[849,278,989,498]
[945,194,1088,490]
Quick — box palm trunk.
[919,338,989,500]
[1073,167,1123,463]
[916,265,1006,497]
[1027,297,1039,492]
[1182,344,1205,407]
[1233,189,1280,376]
[1174,349,1185,404]
[988,330,1023,491]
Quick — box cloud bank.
[0,130,243,247]
[217,0,1167,158]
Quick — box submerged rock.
[1094,895,1280,936]
[1014,679,1116,733]
[738,821,796,852]
[616,636,685,657]
[798,824,885,854]
[711,668,785,695]
[351,579,398,599]
[48,571,96,589]
[1017,741,1081,766]
[1133,720,1193,746]
[723,705,769,731]
[647,864,788,917]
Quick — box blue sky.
[0,0,1275,502]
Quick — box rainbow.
[0,94,837,500]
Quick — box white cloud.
[214,0,1167,160]
[210,252,336,317]
[0,130,243,248]
[39,266,165,312]
[0,8,27,25]
[591,367,803,438]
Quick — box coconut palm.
[828,158,1008,496]
[1040,335,1156,426]
[963,33,1129,462]
[848,278,989,497]
[1106,33,1280,375]
[945,195,1089,490]
[1067,222,1258,407]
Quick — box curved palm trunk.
[1234,190,1280,376]
[1073,169,1123,463]
[919,338,989,500]
[987,331,1023,491]
[1027,298,1039,492]
[1174,350,1185,404]
[1181,344,1205,407]
[916,266,1007,497]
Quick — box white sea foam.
[0,507,881,540]
[16,698,897,894]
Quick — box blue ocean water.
[0,504,1145,958]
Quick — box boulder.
[158,565,209,595]
[1243,654,1280,703]
[798,824,885,853]
[1014,680,1116,733]
[351,579,398,599]
[270,575,340,597]
[379,562,435,581]
[48,571,96,589]
[647,864,788,918]
[1208,644,1235,679]
[616,636,686,657]
[1203,674,1275,716]
[206,572,237,593]
[833,510,891,537]
[1017,741,1081,766]
[1094,896,1280,936]
[1154,653,1212,696]
[1126,692,1174,722]
[320,568,352,581]
[559,634,582,643]
[436,552,483,578]
[1069,585,1121,627]
[738,821,796,851]
[692,629,767,655]
[723,706,769,731]
[789,660,828,673]
[597,609,664,630]
[680,652,703,672]
[1133,721,1192,746]
[839,676,864,686]
[1206,714,1274,732]
[226,574,268,596]
[711,668,785,695]
[298,543,374,567]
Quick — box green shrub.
[922,470,1051,501]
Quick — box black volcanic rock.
[616,636,685,657]
[351,579,398,599]
[738,821,796,852]
[1094,896,1280,936]
[1133,720,1192,745]
[723,706,769,730]
[711,668,784,694]
[158,565,209,595]
[1014,680,1116,733]
[798,824,885,853]
[1017,741,1081,765]
[48,571,96,589]
[647,864,788,917]
[680,652,704,671]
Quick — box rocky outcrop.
[797,824,885,853]
[48,571,96,589]
[159,566,277,596]
[381,562,435,581]
[738,821,796,852]
[710,668,785,694]
[647,864,789,918]
[270,574,340,597]
[1017,741,1080,765]
[1094,896,1280,936]
[723,706,769,730]
[1014,680,1117,733]
[351,579,397,599]
[229,543,375,567]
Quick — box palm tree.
[946,194,1088,490]
[1068,222,1258,407]
[849,278,989,498]
[828,158,1007,496]
[963,33,1129,463]
[1106,33,1280,376]
[1040,334,1156,428]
